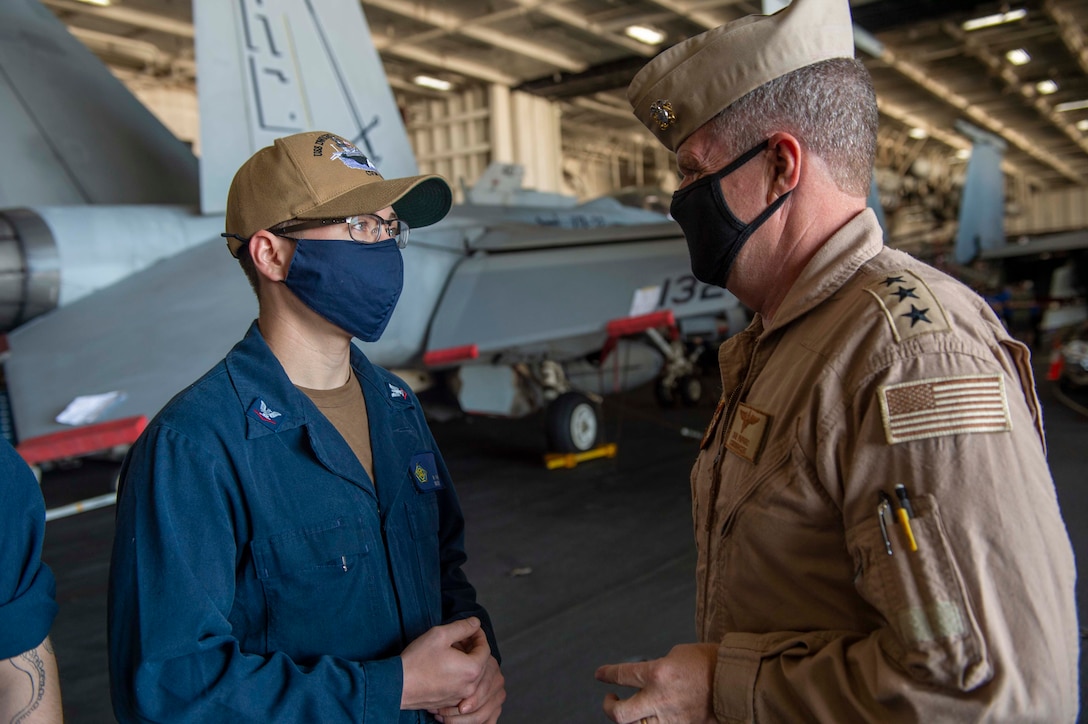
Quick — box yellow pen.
[894,484,918,552]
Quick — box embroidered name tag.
[878,374,1011,444]
[409,452,444,492]
[724,402,772,463]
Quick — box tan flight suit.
[694,209,1079,722]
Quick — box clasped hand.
[401,617,505,724]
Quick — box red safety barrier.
[605,309,676,338]
[600,309,678,364]
[17,415,147,465]
[423,344,480,367]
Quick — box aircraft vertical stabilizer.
[0,0,198,207]
[954,120,1007,264]
[195,0,420,216]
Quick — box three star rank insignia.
[865,270,950,342]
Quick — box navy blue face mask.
[670,139,791,288]
[282,237,403,342]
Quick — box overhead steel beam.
[944,21,1088,184]
[643,0,730,29]
[508,0,658,57]
[362,0,587,73]
[566,96,643,122]
[877,44,1083,185]
[40,0,194,38]
[371,33,518,86]
[67,26,166,69]
[876,97,1044,188]
[1046,0,1088,75]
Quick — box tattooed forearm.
[8,651,46,724]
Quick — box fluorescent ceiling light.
[1055,99,1088,112]
[1036,80,1059,95]
[625,25,666,46]
[413,75,452,91]
[1005,48,1030,66]
[74,0,112,5]
[908,127,928,140]
[962,8,1027,31]
[1077,120,1088,131]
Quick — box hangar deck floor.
[40,362,1087,722]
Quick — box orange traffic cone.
[1046,343,1064,382]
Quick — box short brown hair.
[235,242,260,295]
[710,58,878,197]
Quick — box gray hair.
[710,58,878,197]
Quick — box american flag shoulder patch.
[878,374,1011,445]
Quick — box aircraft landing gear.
[654,373,702,408]
[644,327,705,409]
[546,391,602,453]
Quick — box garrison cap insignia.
[649,100,676,130]
[865,270,950,342]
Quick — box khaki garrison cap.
[627,0,855,152]
[224,131,451,256]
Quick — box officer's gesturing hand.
[400,617,500,715]
[596,643,718,724]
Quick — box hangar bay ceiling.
[43,0,1088,250]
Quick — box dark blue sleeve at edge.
[0,439,58,659]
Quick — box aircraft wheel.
[678,374,703,407]
[547,392,601,453]
[654,378,678,408]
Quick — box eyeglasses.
[275,214,410,248]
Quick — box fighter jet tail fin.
[194,0,419,216]
[0,0,198,207]
[954,120,1007,265]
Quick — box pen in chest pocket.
[894,484,919,552]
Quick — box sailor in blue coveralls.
[0,438,63,722]
[108,131,505,723]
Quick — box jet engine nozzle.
[0,209,60,332]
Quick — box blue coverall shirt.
[0,438,57,660]
[108,322,498,723]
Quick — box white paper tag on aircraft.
[55,391,127,426]
[630,286,661,317]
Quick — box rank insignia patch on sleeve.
[878,374,1011,444]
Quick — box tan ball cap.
[627,0,855,152]
[224,131,452,256]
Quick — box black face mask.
[670,139,792,288]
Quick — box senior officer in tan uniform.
[595,0,1079,721]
